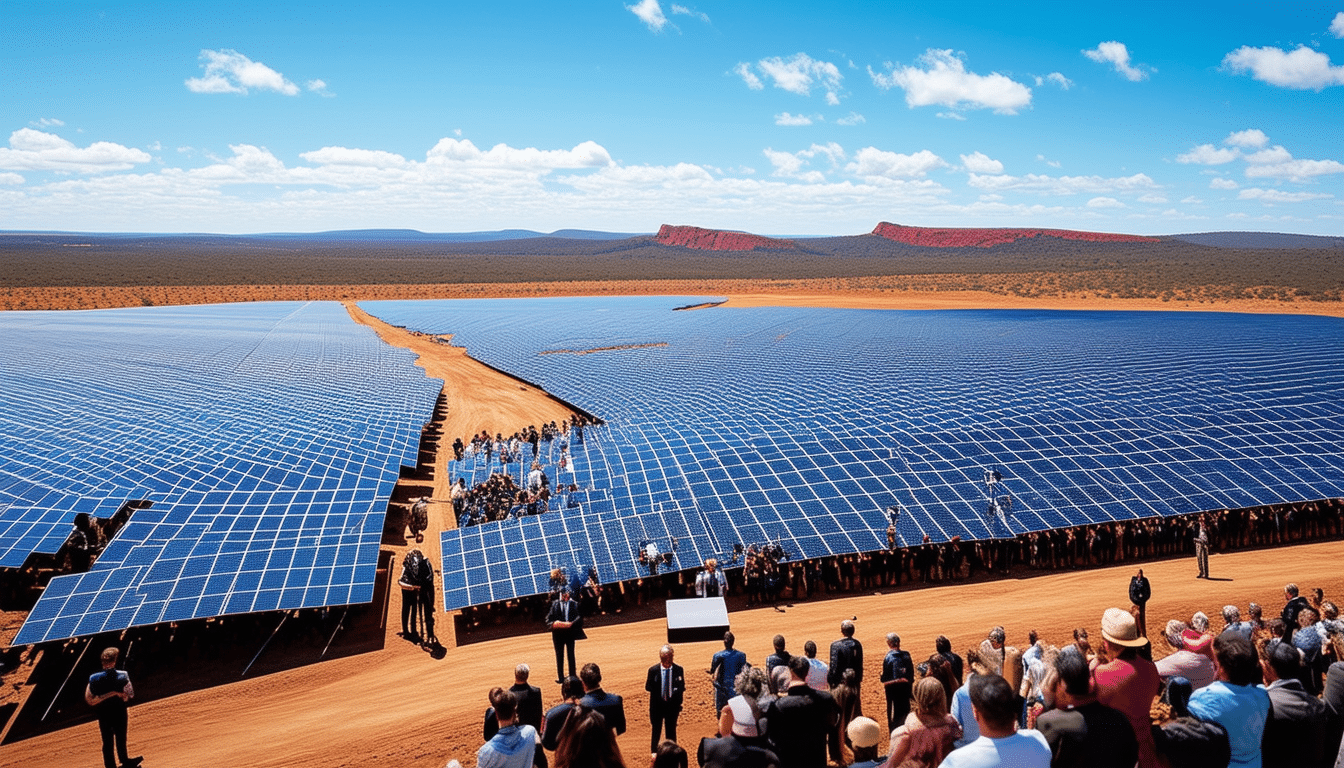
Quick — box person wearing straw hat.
[1092,607,1161,768]
[845,716,883,768]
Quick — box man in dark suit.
[546,589,585,684]
[645,644,686,752]
[1262,640,1327,768]
[486,663,545,739]
[541,676,585,752]
[828,619,863,691]
[880,632,913,730]
[767,655,840,768]
[1281,583,1311,641]
[579,662,626,736]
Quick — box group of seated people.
[455,580,1344,768]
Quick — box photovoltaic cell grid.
[3,302,441,645]
[360,297,1344,612]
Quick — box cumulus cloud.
[1209,178,1240,190]
[968,171,1158,195]
[1137,193,1167,203]
[626,0,668,31]
[1333,12,1344,38]
[1036,72,1073,89]
[425,138,613,170]
[1036,154,1061,169]
[1181,196,1203,204]
[1222,45,1344,90]
[670,4,709,22]
[1224,129,1268,149]
[1086,196,1125,208]
[1177,144,1240,165]
[1082,41,1152,81]
[1237,187,1334,203]
[960,151,1003,174]
[0,172,24,185]
[0,129,151,173]
[739,53,844,104]
[31,117,64,128]
[1244,156,1344,182]
[774,112,817,126]
[846,147,946,179]
[300,147,410,167]
[763,148,824,182]
[835,112,866,126]
[869,49,1032,113]
[186,49,301,95]
[306,79,333,96]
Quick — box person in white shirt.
[942,673,1050,768]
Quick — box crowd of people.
[456,498,1343,635]
[454,577,1344,768]
[448,417,596,527]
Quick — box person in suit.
[766,654,841,768]
[829,619,863,692]
[645,645,686,752]
[486,664,546,740]
[546,589,585,684]
[1261,640,1327,768]
[540,676,585,753]
[579,662,627,736]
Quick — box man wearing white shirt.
[942,674,1050,768]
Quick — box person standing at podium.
[696,558,728,598]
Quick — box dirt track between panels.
[1,293,1342,768]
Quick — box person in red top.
[1090,607,1161,768]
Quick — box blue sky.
[1,1,1342,235]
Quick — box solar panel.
[3,302,440,645]
[358,298,1344,612]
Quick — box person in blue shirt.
[708,631,748,716]
[85,647,142,768]
[1187,631,1271,768]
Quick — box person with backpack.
[399,549,424,642]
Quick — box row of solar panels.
[356,299,1344,612]
[3,302,441,645]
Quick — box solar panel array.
[359,298,1344,611]
[3,302,441,645]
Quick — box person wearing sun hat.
[845,716,883,768]
[1091,607,1161,768]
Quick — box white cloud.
[774,112,817,126]
[1137,193,1167,203]
[306,79,333,97]
[1036,154,1061,169]
[745,53,843,104]
[1036,72,1073,89]
[424,138,613,170]
[960,151,1003,175]
[1238,187,1334,203]
[1224,129,1268,149]
[0,129,151,173]
[186,49,301,95]
[1244,157,1344,182]
[300,147,410,167]
[626,0,668,31]
[968,171,1157,195]
[1082,41,1151,81]
[763,148,823,182]
[1086,196,1125,208]
[936,111,968,121]
[846,147,946,179]
[1181,196,1203,204]
[0,172,24,185]
[1177,144,1240,165]
[670,4,709,22]
[869,49,1032,113]
[31,117,64,128]
[1333,12,1344,38]
[835,112,866,126]
[1223,45,1344,90]
[1209,178,1240,190]
[732,62,763,90]
[1243,145,1292,165]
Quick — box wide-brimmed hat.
[847,717,882,749]
[1101,607,1147,647]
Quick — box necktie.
[663,667,671,700]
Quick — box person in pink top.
[1090,607,1162,768]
